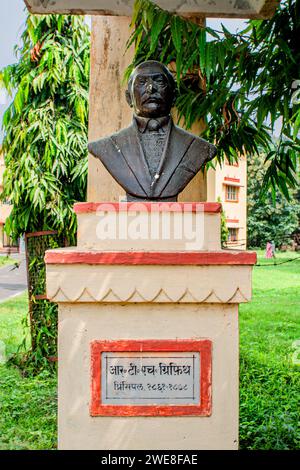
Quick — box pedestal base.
[45,203,255,450]
[58,302,238,450]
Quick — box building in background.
[207,156,247,250]
[0,149,19,253]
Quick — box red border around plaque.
[90,339,212,417]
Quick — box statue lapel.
[152,123,195,198]
[111,123,152,197]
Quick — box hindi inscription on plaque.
[90,339,212,416]
[102,352,200,405]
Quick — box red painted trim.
[224,177,240,183]
[90,339,212,417]
[45,250,257,265]
[47,356,58,362]
[34,294,48,300]
[226,218,239,223]
[73,202,222,214]
[25,230,58,238]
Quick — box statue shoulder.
[172,124,217,162]
[192,135,217,161]
[88,124,133,158]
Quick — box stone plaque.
[90,339,212,416]
[24,0,279,19]
[101,351,200,405]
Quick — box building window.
[225,185,239,202]
[228,228,238,242]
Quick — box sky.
[0,0,27,141]
[0,0,246,142]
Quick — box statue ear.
[125,89,133,107]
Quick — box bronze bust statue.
[88,61,217,202]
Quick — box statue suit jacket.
[88,118,217,201]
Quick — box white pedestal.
[45,202,256,450]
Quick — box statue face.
[128,66,174,118]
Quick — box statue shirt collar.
[134,115,170,134]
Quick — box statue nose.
[146,82,153,93]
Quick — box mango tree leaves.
[0,14,90,242]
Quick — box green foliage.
[0,14,90,244]
[16,234,64,375]
[127,0,300,199]
[18,300,58,375]
[217,196,229,247]
[0,294,57,449]
[0,366,57,450]
[247,154,300,248]
[240,358,299,449]
[0,292,58,453]
[0,15,90,374]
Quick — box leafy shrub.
[247,155,300,249]
[240,355,300,449]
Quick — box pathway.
[0,255,27,302]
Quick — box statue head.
[125,61,176,118]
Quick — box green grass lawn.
[0,251,299,450]
[239,250,300,449]
[0,293,57,450]
[0,293,30,358]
